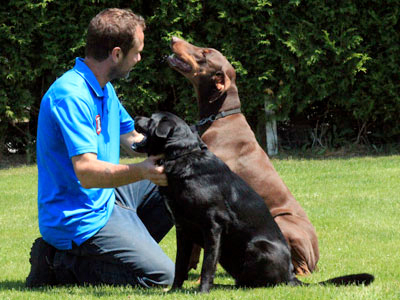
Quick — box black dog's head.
[133,112,206,158]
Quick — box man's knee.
[133,251,175,287]
[109,256,174,288]
[154,258,175,286]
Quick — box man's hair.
[85,8,145,61]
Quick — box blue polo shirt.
[36,57,135,250]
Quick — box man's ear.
[209,69,232,103]
[111,47,123,64]
[155,119,174,138]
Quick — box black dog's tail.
[319,273,374,286]
[292,273,374,286]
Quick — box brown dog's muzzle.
[167,53,192,73]
[168,37,203,75]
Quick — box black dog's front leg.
[199,224,222,293]
[171,226,194,290]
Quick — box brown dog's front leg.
[199,224,222,293]
[188,244,201,271]
[172,227,194,290]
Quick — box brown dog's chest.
[200,120,307,217]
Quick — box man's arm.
[72,152,167,189]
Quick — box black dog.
[133,112,374,293]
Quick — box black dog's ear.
[155,119,174,138]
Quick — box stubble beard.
[109,65,130,81]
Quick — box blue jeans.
[53,180,175,288]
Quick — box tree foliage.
[1,0,399,159]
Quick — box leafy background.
[1,0,399,161]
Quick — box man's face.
[110,26,144,79]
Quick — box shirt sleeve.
[119,102,135,135]
[52,96,98,158]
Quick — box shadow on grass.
[167,283,236,293]
[274,144,400,161]
[0,278,238,296]
[0,280,26,290]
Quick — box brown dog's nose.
[171,36,183,45]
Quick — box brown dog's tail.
[318,273,374,286]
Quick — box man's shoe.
[26,237,57,287]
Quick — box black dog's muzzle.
[131,135,148,153]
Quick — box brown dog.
[167,37,319,275]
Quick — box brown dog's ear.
[155,119,174,138]
[209,68,232,103]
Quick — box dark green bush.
[1,0,399,160]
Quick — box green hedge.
[1,0,399,158]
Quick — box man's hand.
[138,155,168,187]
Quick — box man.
[26,8,174,288]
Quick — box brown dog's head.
[167,37,237,103]
[133,112,205,158]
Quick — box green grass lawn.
[1,155,399,299]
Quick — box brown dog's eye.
[200,50,210,61]
[198,54,206,64]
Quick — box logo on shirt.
[96,115,101,135]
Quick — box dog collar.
[164,147,203,162]
[196,108,242,127]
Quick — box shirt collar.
[73,57,105,98]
